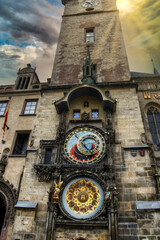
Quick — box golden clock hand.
[81,141,89,150]
[75,134,79,139]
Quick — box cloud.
[0,0,160,84]
[0,51,20,60]
[0,0,63,84]
[0,0,63,45]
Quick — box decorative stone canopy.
[54,84,116,114]
[18,64,36,74]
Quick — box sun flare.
[117,0,143,15]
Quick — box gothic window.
[73,110,80,119]
[44,148,52,164]
[23,100,37,115]
[147,107,160,147]
[0,102,8,116]
[12,132,30,155]
[85,28,94,43]
[92,109,99,118]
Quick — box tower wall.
[51,0,130,85]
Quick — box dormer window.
[16,76,30,90]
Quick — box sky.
[0,0,160,85]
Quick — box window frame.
[21,99,38,116]
[73,109,81,119]
[91,109,99,119]
[0,101,8,117]
[12,131,30,156]
[44,148,52,164]
[85,28,95,43]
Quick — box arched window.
[147,107,160,147]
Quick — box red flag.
[2,104,9,131]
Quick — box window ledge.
[19,114,36,116]
[70,119,102,123]
[9,154,26,158]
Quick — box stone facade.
[0,0,160,240]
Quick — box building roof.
[131,70,160,79]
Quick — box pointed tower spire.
[151,59,160,76]
[82,45,95,85]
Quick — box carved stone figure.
[47,187,53,202]
[113,187,118,205]
[0,148,10,176]
[53,181,63,203]
[105,188,111,201]
[81,112,89,121]
[56,127,65,140]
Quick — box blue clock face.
[64,127,106,164]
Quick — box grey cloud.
[0,0,62,45]
[10,55,21,59]
[0,51,20,59]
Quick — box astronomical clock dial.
[62,178,104,219]
[64,127,106,164]
[81,0,100,9]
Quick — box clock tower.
[51,0,130,85]
[1,0,160,239]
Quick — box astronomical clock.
[59,125,108,221]
[64,126,106,165]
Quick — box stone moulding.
[40,140,58,148]
[0,177,18,224]
[123,145,150,150]
[136,201,160,210]
[15,201,38,209]
[33,163,114,183]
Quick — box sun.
[117,0,143,15]
[117,0,133,15]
